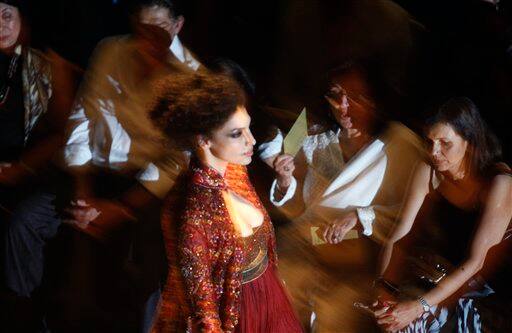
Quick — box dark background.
[25,0,512,161]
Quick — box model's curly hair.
[150,72,246,150]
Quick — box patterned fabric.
[240,226,269,284]
[152,160,277,333]
[21,47,52,143]
[398,293,489,333]
[301,129,340,165]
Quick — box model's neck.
[196,150,228,176]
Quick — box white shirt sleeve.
[269,176,297,206]
[136,162,160,182]
[258,129,283,160]
[137,162,183,199]
[356,206,376,236]
[64,101,92,166]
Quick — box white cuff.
[356,206,376,236]
[63,145,92,166]
[136,163,160,182]
[270,177,297,207]
[258,130,283,160]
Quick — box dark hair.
[425,97,502,177]
[327,62,376,101]
[1,0,31,46]
[206,58,282,144]
[1,0,26,12]
[317,61,385,135]
[130,0,183,19]
[208,58,256,99]
[150,72,246,150]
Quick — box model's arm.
[180,220,223,333]
[220,246,242,333]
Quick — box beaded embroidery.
[152,159,277,333]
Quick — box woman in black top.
[376,97,512,332]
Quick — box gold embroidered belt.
[241,248,268,284]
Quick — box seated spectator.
[259,63,422,331]
[53,1,197,331]
[136,0,200,71]
[0,0,78,331]
[375,97,512,332]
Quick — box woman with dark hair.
[1,0,54,295]
[1,1,78,331]
[262,63,415,241]
[258,63,421,330]
[149,72,302,332]
[375,97,512,332]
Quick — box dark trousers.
[0,187,62,332]
[3,191,61,298]
[46,171,166,333]
[1,170,166,332]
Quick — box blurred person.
[0,0,79,331]
[64,0,199,185]
[60,1,199,331]
[375,97,512,332]
[149,72,303,332]
[259,63,422,331]
[136,0,200,71]
[266,0,420,122]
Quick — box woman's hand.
[376,299,424,332]
[322,211,358,244]
[64,198,135,241]
[273,154,295,192]
[63,199,101,229]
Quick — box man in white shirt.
[138,0,200,71]
[60,1,199,331]
[65,0,199,175]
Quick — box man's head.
[134,0,184,42]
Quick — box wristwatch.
[418,296,431,313]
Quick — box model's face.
[426,122,468,174]
[139,6,183,41]
[0,3,21,51]
[205,106,256,167]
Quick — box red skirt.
[236,265,303,333]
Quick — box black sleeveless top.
[407,173,480,266]
[399,165,512,294]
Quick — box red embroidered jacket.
[152,160,277,333]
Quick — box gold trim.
[241,250,268,284]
